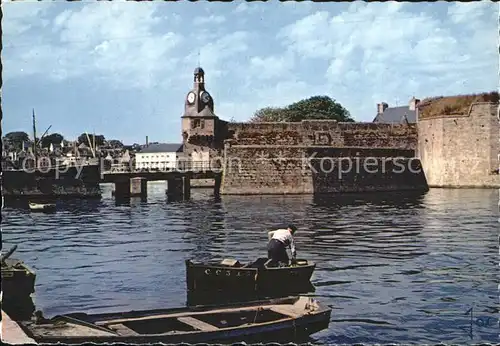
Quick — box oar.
[1,245,18,264]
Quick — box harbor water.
[2,184,498,344]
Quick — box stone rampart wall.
[417,102,499,188]
[220,120,423,195]
[226,120,417,149]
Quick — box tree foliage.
[108,139,124,148]
[249,96,354,123]
[4,131,30,150]
[77,133,105,147]
[40,133,64,148]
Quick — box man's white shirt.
[268,229,296,257]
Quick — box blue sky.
[3,0,498,145]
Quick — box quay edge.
[1,310,37,345]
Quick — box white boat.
[28,202,56,213]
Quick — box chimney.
[409,96,420,111]
[146,136,149,147]
[377,102,388,114]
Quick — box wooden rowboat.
[28,202,56,213]
[186,257,316,293]
[18,296,331,344]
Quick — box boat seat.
[220,259,241,267]
[107,323,140,336]
[269,306,300,318]
[177,316,219,331]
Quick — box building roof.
[373,106,416,124]
[138,143,184,153]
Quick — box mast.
[32,108,37,168]
[93,129,96,157]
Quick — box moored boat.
[28,202,57,213]
[1,245,37,320]
[185,257,316,293]
[18,296,331,344]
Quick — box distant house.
[373,97,420,124]
[134,143,186,171]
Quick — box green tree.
[249,95,354,122]
[4,131,30,150]
[108,139,124,148]
[40,133,64,148]
[77,133,106,147]
[249,107,286,123]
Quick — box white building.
[134,143,186,171]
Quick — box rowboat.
[18,296,331,344]
[185,257,316,293]
[28,202,56,213]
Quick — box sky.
[2,0,498,145]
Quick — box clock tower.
[181,67,219,146]
[181,67,229,173]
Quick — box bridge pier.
[167,176,191,201]
[114,178,147,199]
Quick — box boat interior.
[23,297,318,338]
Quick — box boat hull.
[23,312,330,344]
[1,259,36,297]
[1,258,37,320]
[19,296,331,344]
[185,258,316,294]
[29,203,57,213]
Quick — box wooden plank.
[269,306,299,318]
[95,305,271,326]
[177,317,219,331]
[107,324,140,336]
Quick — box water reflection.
[186,281,316,307]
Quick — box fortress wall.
[221,144,427,195]
[417,102,499,188]
[226,120,417,150]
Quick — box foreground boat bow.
[19,296,331,344]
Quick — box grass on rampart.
[418,91,499,119]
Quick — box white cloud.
[447,1,497,25]
[233,2,261,14]
[193,14,225,26]
[276,2,498,119]
[248,52,295,80]
[4,1,182,89]
[3,1,53,36]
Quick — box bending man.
[267,224,297,265]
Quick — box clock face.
[201,92,211,104]
[187,92,195,104]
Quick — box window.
[193,119,201,128]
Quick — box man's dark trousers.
[267,238,289,263]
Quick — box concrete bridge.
[101,161,222,200]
